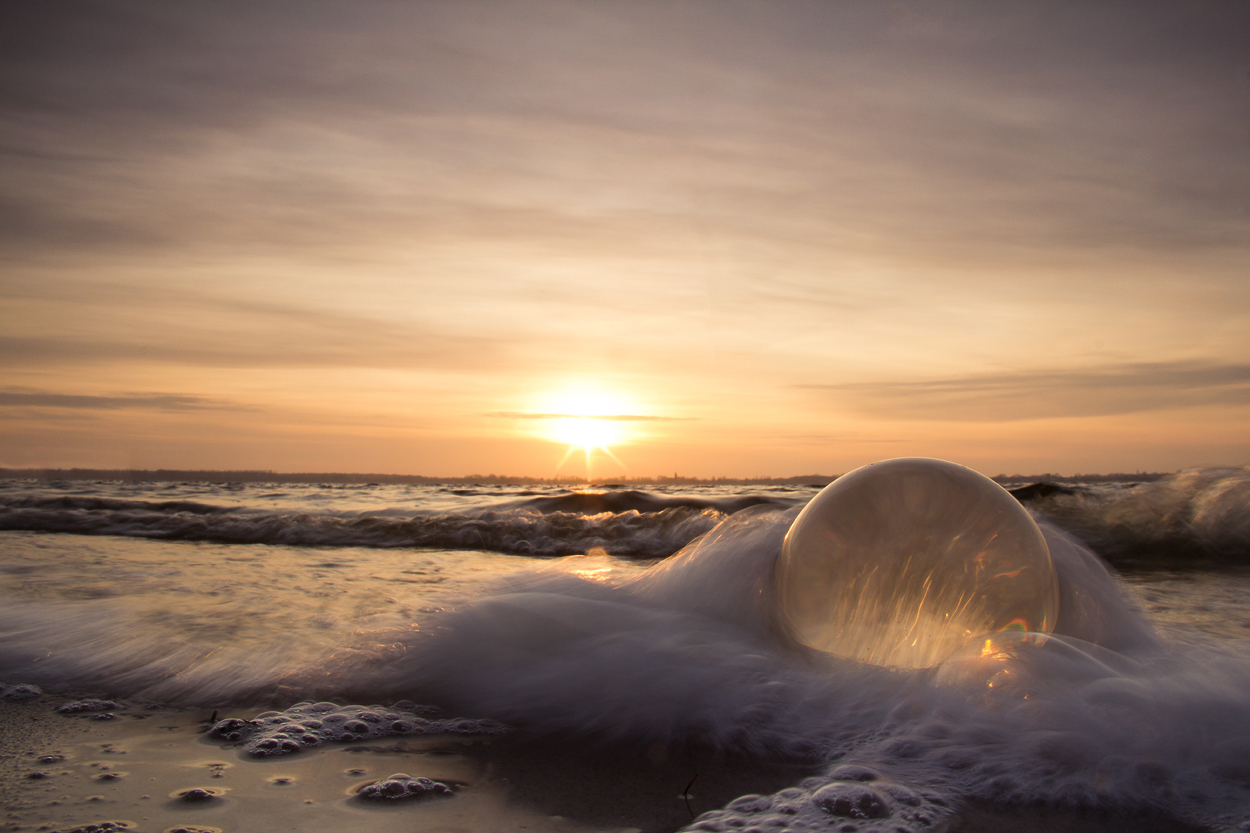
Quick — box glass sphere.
[775,458,1059,669]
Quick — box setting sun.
[538,387,632,420]
[549,416,623,451]
[527,385,638,477]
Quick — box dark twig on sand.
[683,773,698,817]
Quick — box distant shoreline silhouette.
[0,467,1169,487]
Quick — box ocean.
[2,466,1250,832]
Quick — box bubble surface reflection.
[775,458,1059,668]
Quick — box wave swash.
[2,465,1250,831]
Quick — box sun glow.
[550,416,624,450]
[532,385,635,479]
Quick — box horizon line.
[0,466,1174,485]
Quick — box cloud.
[487,412,693,422]
[0,388,241,411]
[2,0,1246,272]
[0,271,510,371]
[2,1,1249,474]
[0,332,506,371]
[805,361,1250,421]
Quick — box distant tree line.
[0,468,835,487]
[1,467,1167,486]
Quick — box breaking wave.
[1018,467,1250,567]
[0,495,725,558]
[2,466,1249,566]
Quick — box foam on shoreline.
[2,692,1219,833]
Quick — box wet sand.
[0,693,815,833]
[0,694,1211,833]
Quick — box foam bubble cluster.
[0,682,43,700]
[44,823,134,833]
[207,700,510,756]
[57,698,120,713]
[776,458,1059,668]
[355,772,455,801]
[682,766,951,832]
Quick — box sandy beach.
[1,690,1215,833]
[1,692,820,833]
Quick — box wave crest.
[1020,467,1250,567]
[0,497,724,558]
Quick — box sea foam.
[5,474,1250,829]
[383,510,1250,830]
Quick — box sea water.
[2,469,1250,831]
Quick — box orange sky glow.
[2,2,1248,478]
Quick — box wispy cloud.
[805,362,1250,421]
[0,274,509,370]
[3,1,1246,269]
[2,2,1248,473]
[487,412,693,422]
[0,388,244,411]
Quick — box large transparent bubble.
[775,458,1059,669]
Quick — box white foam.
[392,513,1250,830]
[207,701,509,756]
[354,772,455,801]
[684,768,953,832]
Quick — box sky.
[2,0,1248,479]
